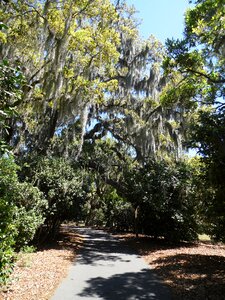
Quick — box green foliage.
[81,183,134,229]
[2,0,224,271]
[164,0,225,107]
[0,59,25,154]
[12,182,47,249]
[0,60,24,109]
[0,157,20,283]
[20,245,36,254]
[163,0,225,241]
[27,157,86,237]
[103,189,134,231]
[0,157,46,283]
[0,197,17,285]
[82,137,199,240]
[0,0,123,155]
[0,157,19,279]
[190,110,225,241]
[123,159,198,241]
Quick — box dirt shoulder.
[113,233,225,300]
[0,224,83,300]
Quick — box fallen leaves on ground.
[0,224,83,300]
[114,233,225,300]
[1,227,225,300]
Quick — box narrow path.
[51,227,171,300]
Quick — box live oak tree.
[85,35,186,162]
[1,0,121,155]
[1,0,187,161]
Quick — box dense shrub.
[12,182,47,249]
[0,157,19,283]
[124,159,199,241]
[29,157,85,238]
[0,197,17,284]
[191,112,225,242]
[0,156,47,283]
[104,189,134,231]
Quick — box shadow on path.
[75,227,137,266]
[51,227,171,300]
[78,268,170,300]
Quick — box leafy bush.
[28,157,85,238]
[190,111,225,242]
[104,189,134,231]
[0,59,25,154]
[0,198,17,284]
[124,159,199,241]
[0,156,47,284]
[0,156,18,283]
[12,182,47,249]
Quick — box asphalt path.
[51,227,171,300]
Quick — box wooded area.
[0,0,225,284]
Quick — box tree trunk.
[134,206,139,238]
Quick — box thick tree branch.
[186,68,225,84]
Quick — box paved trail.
[51,227,171,300]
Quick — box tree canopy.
[163,0,225,241]
[1,0,225,284]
